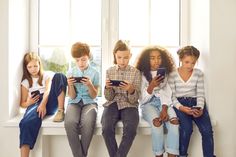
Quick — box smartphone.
[156,68,166,78]
[110,80,126,86]
[31,90,40,98]
[191,106,201,110]
[73,77,87,83]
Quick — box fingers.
[192,109,203,117]
[105,80,112,88]
[156,75,165,81]
[38,110,46,119]
[37,107,46,119]
[67,77,75,86]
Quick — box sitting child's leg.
[53,90,66,122]
[45,73,67,122]
[52,73,67,122]
[165,107,179,157]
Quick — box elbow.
[91,95,97,99]
[20,103,27,108]
[91,92,98,99]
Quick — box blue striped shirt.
[168,68,205,109]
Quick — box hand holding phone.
[191,106,201,110]
[110,80,127,86]
[31,90,40,98]
[73,76,87,83]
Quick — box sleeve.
[139,74,153,105]
[93,70,100,87]
[104,69,115,101]
[44,71,54,81]
[66,69,73,77]
[159,82,172,106]
[168,72,183,109]
[21,79,29,89]
[196,70,205,109]
[127,69,141,104]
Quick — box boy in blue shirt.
[64,42,99,157]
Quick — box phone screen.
[156,68,166,78]
[110,80,126,86]
[31,90,40,98]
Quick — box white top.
[139,71,172,107]
[21,71,54,97]
[168,68,205,109]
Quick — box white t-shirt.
[21,71,55,97]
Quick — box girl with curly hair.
[136,46,179,157]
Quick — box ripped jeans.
[174,97,215,157]
[141,97,179,156]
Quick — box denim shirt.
[67,65,99,105]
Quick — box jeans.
[101,102,139,157]
[19,73,67,149]
[174,97,215,157]
[141,97,179,156]
[64,102,97,157]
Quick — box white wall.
[1,0,236,157]
[189,0,236,156]
[0,0,29,156]
[209,0,236,156]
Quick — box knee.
[123,124,137,138]
[54,73,66,79]
[64,118,78,130]
[200,127,214,137]
[170,117,179,125]
[20,116,41,127]
[81,117,96,129]
[180,126,193,136]
[101,120,114,135]
[153,117,162,127]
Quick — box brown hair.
[135,46,175,82]
[113,40,130,64]
[22,52,44,87]
[71,42,91,58]
[177,46,200,60]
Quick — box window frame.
[29,0,189,97]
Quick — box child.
[136,46,179,157]
[101,40,141,157]
[19,52,67,157]
[168,46,215,157]
[64,42,99,157]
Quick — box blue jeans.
[141,97,179,156]
[174,97,215,157]
[101,102,139,157]
[19,73,67,149]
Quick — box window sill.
[2,105,152,135]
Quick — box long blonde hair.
[22,52,44,87]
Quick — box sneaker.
[53,109,65,122]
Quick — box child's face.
[180,55,197,71]
[27,60,40,77]
[115,50,131,69]
[75,55,89,71]
[150,50,162,71]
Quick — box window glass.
[39,0,69,45]
[38,0,180,96]
[119,0,180,64]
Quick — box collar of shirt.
[74,64,92,76]
[115,64,131,71]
